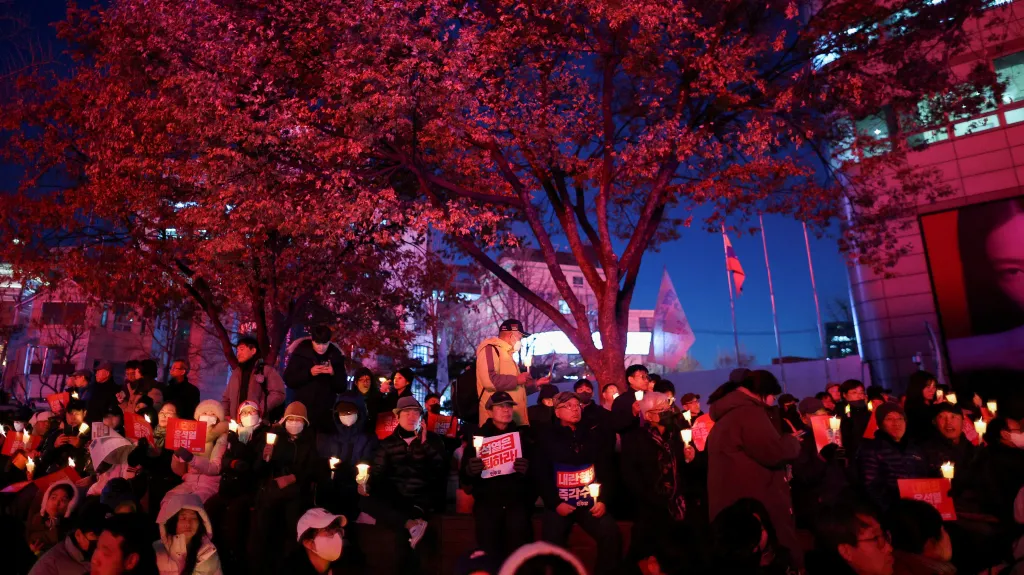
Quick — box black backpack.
[454,345,499,427]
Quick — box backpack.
[454,345,499,427]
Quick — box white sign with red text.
[479,432,522,479]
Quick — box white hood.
[40,479,80,518]
[157,492,214,540]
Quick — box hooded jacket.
[86,432,137,497]
[284,337,348,431]
[707,389,803,568]
[27,534,91,575]
[316,392,377,477]
[475,337,531,426]
[154,492,222,575]
[856,430,928,510]
[26,479,81,552]
[167,400,230,503]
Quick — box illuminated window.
[411,345,429,364]
[996,51,1024,105]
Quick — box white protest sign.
[479,431,523,479]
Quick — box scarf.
[646,425,686,521]
[238,425,256,445]
[237,359,256,405]
[153,426,167,449]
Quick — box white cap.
[296,507,346,541]
[29,411,52,425]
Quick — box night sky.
[3,0,854,370]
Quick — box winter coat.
[377,385,414,416]
[86,433,137,497]
[707,389,803,568]
[167,403,230,503]
[219,424,270,494]
[221,361,285,424]
[86,379,122,423]
[621,424,688,521]
[791,434,850,527]
[368,426,447,514]
[460,419,534,504]
[26,479,80,553]
[154,492,222,575]
[856,430,928,510]
[892,550,957,575]
[526,404,554,434]
[252,424,320,496]
[610,390,641,433]
[840,402,873,457]
[952,442,1024,523]
[284,338,348,432]
[27,535,90,575]
[533,420,615,511]
[164,378,201,423]
[38,422,90,475]
[475,337,532,426]
[905,401,938,443]
[277,547,341,575]
[921,434,976,479]
[316,393,377,478]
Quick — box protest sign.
[47,392,70,413]
[426,413,458,438]
[898,478,956,521]
[555,464,596,508]
[2,431,41,456]
[3,465,85,494]
[375,413,398,440]
[167,418,207,453]
[863,415,879,440]
[91,422,111,439]
[691,414,715,451]
[479,432,523,479]
[123,413,153,441]
[809,415,833,452]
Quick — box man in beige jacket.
[476,319,551,426]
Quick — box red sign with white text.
[691,414,715,451]
[2,431,42,456]
[809,415,834,452]
[47,392,70,413]
[426,413,459,438]
[167,418,207,453]
[479,432,523,479]
[898,478,956,520]
[375,413,398,440]
[123,413,154,441]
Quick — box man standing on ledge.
[476,319,550,427]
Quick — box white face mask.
[1011,431,1024,449]
[241,414,260,428]
[339,414,359,427]
[285,420,305,435]
[198,415,218,428]
[13,422,25,432]
[312,532,343,561]
[512,340,522,353]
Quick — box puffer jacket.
[707,389,802,569]
[252,423,319,495]
[921,434,976,479]
[154,492,222,575]
[26,479,80,553]
[316,393,377,479]
[460,419,534,504]
[283,338,348,431]
[166,400,230,503]
[368,426,447,514]
[856,430,928,510]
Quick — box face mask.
[429,405,442,415]
[1012,431,1024,449]
[241,414,260,428]
[512,340,522,353]
[13,422,24,432]
[339,413,358,427]
[285,420,305,435]
[577,392,593,405]
[849,399,866,408]
[198,415,218,428]
[312,532,343,561]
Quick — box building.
[826,321,859,360]
[843,2,1024,392]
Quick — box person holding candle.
[610,364,651,433]
[38,399,90,475]
[600,383,620,412]
[475,319,550,428]
[679,392,704,424]
[857,402,928,511]
[921,402,976,479]
[378,367,417,414]
[86,362,122,426]
[839,380,874,457]
[460,391,535,561]
[791,397,851,530]
[284,324,349,432]
[164,400,230,505]
[950,416,1024,529]
[26,479,80,555]
[534,391,622,575]
[315,392,377,525]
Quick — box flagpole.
[721,224,741,364]
[759,213,787,391]
[803,221,830,383]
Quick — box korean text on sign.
[123,413,153,441]
[375,413,398,440]
[479,432,523,479]
[555,463,596,508]
[2,432,41,456]
[691,414,715,451]
[898,478,956,521]
[426,413,459,438]
[167,417,207,453]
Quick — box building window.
[639,317,653,331]
[411,344,429,364]
[112,304,135,332]
[558,300,571,314]
[40,302,87,325]
[572,276,584,287]
[996,51,1024,105]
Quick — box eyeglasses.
[556,403,581,411]
[857,531,891,549]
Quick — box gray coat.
[28,536,89,575]
[220,362,285,420]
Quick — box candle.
[26,457,35,475]
[71,390,79,400]
[947,393,957,405]
[683,411,692,423]
[987,400,998,415]
[67,457,75,468]
[867,401,874,412]
[228,419,238,433]
[589,482,601,501]
[22,430,31,443]
[524,355,533,369]
[974,419,987,437]
[78,423,89,435]
[329,456,340,470]
[0,425,5,438]
[681,429,692,445]
[356,463,370,484]
[829,416,841,432]
[634,390,644,401]
[378,377,387,384]
[612,393,619,400]
[940,461,954,480]
[144,414,152,424]
[936,389,944,402]
[845,404,851,415]
[472,436,484,451]
[265,432,277,445]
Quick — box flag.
[724,233,745,295]
[653,269,696,369]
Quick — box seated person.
[806,500,894,575]
[38,399,89,474]
[26,479,79,556]
[884,499,954,575]
[29,499,107,575]
[154,493,222,575]
[281,508,347,575]
[856,403,927,510]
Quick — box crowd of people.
[0,318,1022,575]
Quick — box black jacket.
[620,425,689,520]
[377,386,414,415]
[163,378,200,420]
[839,402,873,457]
[221,424,271,493]
[533,420,614,511]
[252,425,320,495]
[38,422,90,475]
[284,339,348,431]
[856,431,928,510]
[85,379,122,422]
[920,434,975,478]
[460,419,534,504]
[610,391,640,433]
[277,547,341,575]
[368,427,447,514]
[953,442,1024,523]
[526,404,554,434]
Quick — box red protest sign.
[375,413,398,440]
[123,413,154,441]
[479,432,523,479]
[34,466,82,493]
[898,478,956,521]
[863,414,879,439]
[46,392,70,413]
[691,414,715,451]
[2,431,42,456]
[809,415,834,452]
[426,413,459,438]
[167,418,207,453]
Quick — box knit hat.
[283,401,309,423]
[393,396,423,415]
[537,385,560,402]
[875,401,906,426]
[194,399,226,422]
[798,397,825,415]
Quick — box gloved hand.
[467,457,484,475]
[513,458,529,474]
[174,447,194,463]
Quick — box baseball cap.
[499,319,531,337]
[296,508,347,542]
[485,391,517,409]
[72,369,92,378]
[680,393,700,404]
[798,397,824,415]
[552,391,580,408]
[393,396,424,415]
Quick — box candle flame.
[589,482,601,500]
[67,457,76,468]
[947,393,958,405]
[681,429,692,444]
[329,457,340,470]
[144,414,152,424]
[940,461,954,479]
[78,423,89,435]
[265,432,277,445]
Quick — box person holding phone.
[284,325,348,432]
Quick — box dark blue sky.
[5,0,854,370]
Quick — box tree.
[716,347,758,370]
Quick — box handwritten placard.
[123,413,153,441]
[555,463,596,508]
[426,413,459,438]
[375,413,398,440]
[47,392,70,413]
[167,418,207,453]
[898,478,956,521]
[479,432,523,479]
[691,414,715,451]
